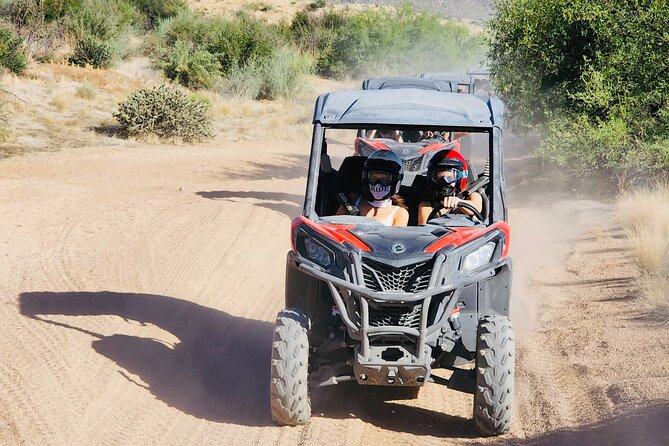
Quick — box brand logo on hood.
[391,243,406,254]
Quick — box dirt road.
[1,139,667,445]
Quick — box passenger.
[337,150,409,226]
[366,129,403,142]
[421,130,468,141]
[418,149,482,224]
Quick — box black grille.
[368,302,422,329]
[361,258,432,292]
[403,156,423,172]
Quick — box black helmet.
[361,149,404,201]
[427,149,468,197]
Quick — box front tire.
[473,315,515,436]
[270,308,311,425]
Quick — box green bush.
[257,46,314,99]
[3,0,145,64]
[157,11,281,75]
[287,6,486,78]
[222,59,263,99]
[488,0,669,173]
[2,0,79,26]
[114,84,214,141]
[159,40,221,88]
[154,10,315,95]
[222,46,314,99]
[0,28,27,74]
[66,0,141,41]
[129,0,186,28]
[68,35,112,68]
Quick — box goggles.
[432,167,466,184]
[366,170,395,186]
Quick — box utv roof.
[313,89,504,128]
[420,72,472,84]
[362,77,455,92]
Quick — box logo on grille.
[391,243,406,253]
[402,148,410,155]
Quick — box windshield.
[315,127,492,227]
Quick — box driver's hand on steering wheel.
[443,196,461,210]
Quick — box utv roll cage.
[303,88,507,223]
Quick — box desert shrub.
[129,0,186,28]
[285,9,344,75]
[539,115,669,173]
[616,183,669,313]
[222,59,263,99]
[1,0,79,26]
[306,0,326,11]
[68,35,112,68]
[287,5,485,78]
[114,84,213,141]
[159,40,221,88]
[2,0,145,64]
[221,46,314,100]
[0,27,27,73]
[66,0,141,41]
[488,0,669,174]
[154,10,315,95]
[1,0,72,62]
[211,13,278,74]
[258,46,314,99]
[157,11,281,75]
[75,82,96,99]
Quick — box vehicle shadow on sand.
[311,385,479,439]
[19,291,275,426]
[18,291,484,436]
[196,190,303,220]
[488,403,669,446]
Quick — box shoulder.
[393,205,409,225]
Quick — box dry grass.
[31,63,143,95]
[50,94,69,111]
[616,182,669,314]
[0,126,13,143]
[76,82,97,100]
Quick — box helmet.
[427,149,468,196]
[361,149,404,201]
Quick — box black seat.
[318,156,367,216]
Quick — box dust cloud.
[503,132,612,337]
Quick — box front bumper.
[295,249,510,385]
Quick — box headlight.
[462,242,496,273]
[302,237,334,269]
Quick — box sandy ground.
[0,125,667,445]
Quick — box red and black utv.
[270,88,514,436]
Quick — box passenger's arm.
[417,201,432,225]
[393,207,409,226]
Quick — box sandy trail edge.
[0,141,667,445]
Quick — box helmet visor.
[434,167,465,184]
[366,170,394,186]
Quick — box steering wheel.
[424,131,447,142]
[427,201,483,222]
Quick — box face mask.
[370,183,391,200]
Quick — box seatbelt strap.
[337,192,359,216]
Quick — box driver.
[337,149,409,226]
[418,149,482,224]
